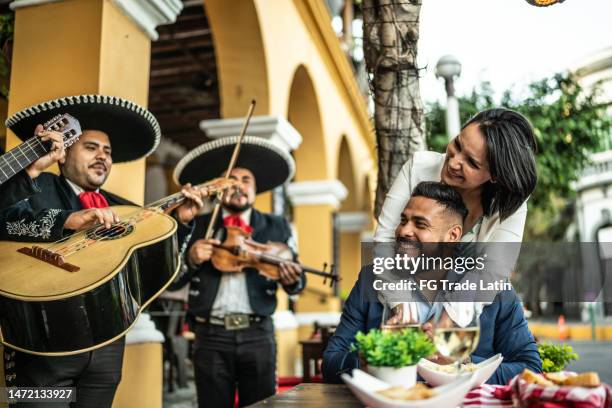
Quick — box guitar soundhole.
[87,224,134,241]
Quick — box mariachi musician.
[0,95,205,408]
[0,125,66,208]
[171,136,306,408]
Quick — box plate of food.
[341,369,474,408]
[417,353,503,387]
[513,369,608,407]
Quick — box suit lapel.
[249,209,266,242]
[57,176,82,210]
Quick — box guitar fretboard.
[0,137,50,185]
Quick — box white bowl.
[341,369,474,408]
[417,354,503,387]
[367,364,417,388]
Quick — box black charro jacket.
[170,209,306,318]
[0,170,40,209]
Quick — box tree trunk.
[362,0,426,217]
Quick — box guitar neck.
[0,137,50,185]
[150,193,187,213]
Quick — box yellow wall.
[204,0,375,199]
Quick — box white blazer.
[374,151,528,244]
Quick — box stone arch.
[287,65,327,181]
[203,0,270,117]
[337,135,358,211]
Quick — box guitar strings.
[43,181,229,256]
[0,137,46,176]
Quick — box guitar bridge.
[17,246,80,272]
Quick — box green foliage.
[538,342,579,373]
[425,73,612,240]
[350,328,436,368]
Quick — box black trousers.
[5,338,125,408]
[193,318,276,408]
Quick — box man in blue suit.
[322,182,541,385]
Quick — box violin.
[211,226,340,287]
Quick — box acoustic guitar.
[0,114,81,185]
[0,178,237,356]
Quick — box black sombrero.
[5,94,161,163]
[173,136,295,193]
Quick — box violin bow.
[204,100,257,240]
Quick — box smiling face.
[441,123,492,192]
[395,196,463,256]
[61,130,112,191]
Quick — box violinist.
[170,136,305,408]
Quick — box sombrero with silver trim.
[174,136,295,193]
[5,94,161,163]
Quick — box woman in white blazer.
[375,108,537,246]
[374,109,538,319]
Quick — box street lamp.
[435,55,462,139]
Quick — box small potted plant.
[538,342,579,373]
[351,329,436,387]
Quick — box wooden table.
[248,384,362,407]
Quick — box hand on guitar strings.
[26,124,66,179]
[175,183,206,225]
[64,207,120,231]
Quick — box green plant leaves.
[350,328,436,368]
[538,342,579,373]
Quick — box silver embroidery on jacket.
[6,209,62,239]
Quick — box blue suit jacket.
[322,268,542,385]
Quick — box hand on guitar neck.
[24,124,66,179]
[174,182,207,225]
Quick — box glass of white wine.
[431,303,480,372]
[380,302,423,333]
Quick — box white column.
[286,179,348,209]
[336,211,371,233]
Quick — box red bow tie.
[78,191,109,209]
[223,214,253,234]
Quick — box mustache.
[228,189,246,200]
[88,161,108,171]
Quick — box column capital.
[287,179,348,209]
[336,211,372,233]
[200,115,302,152]
[11,0,183,41]
[125,313,164,345]
[111,0,183,40]
[10,0,61,9]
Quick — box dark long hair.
[463,108,538,221]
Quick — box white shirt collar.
[64,177,100,196]
[221,208,252,225]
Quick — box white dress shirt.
[210,208,255,318]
